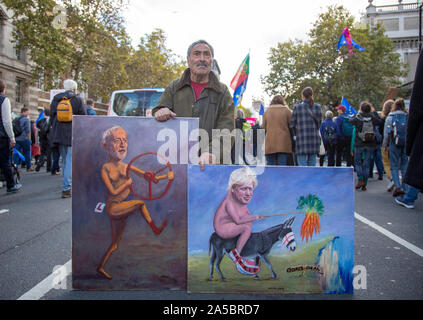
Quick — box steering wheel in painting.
[125,152,173,201]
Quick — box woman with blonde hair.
[262,95,293,165]
[381,99,394,191]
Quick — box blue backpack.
[390,113,407,147]
[323,125,337,145]
[341,114,354,137]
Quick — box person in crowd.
[380,100,395,191]
[382,98,408,197]
[397,50,423,209]
[320,110,341,167]
[49,79,87,198]
[349,101,382,191]
[368,106,384,180]
[14,107,33,172]
[334,105,354,167]
[35,109,52,172]
[234,108,247,164]
[213,167,265,276]
[30,120,41,167]
[153,39,234,166]
[262,95,292,166]
[0,80,21,193]
[290,87,322,167]
[251,119,262,160]
[86,99,97,115]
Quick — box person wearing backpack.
[396,50,423,209]
[0,80,22,194]
[349,101,382,191]
[334,105,353,167]
[290,87,322,167]
[35,109,52,172]
[320,110,341,167]
[14,107,33,172]
[49,79,87,198]
[382,98,408,197]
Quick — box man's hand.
[199,152,216,171]
[154,107,176,122]
[10,140,15,148]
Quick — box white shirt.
[1,96,15,143]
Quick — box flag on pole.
[341,97,357,116]
[230,53,250,107]
[337,27,365,56]
[259,104,265,116]
[35,109,45,125]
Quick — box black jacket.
[49,90,86,146]
[405,50,423,190]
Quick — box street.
[0,168,422,301]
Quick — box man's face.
[232,182,254,205]
[187,43,213,78]
[107,128,128,160]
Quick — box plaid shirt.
[290,102,322,155]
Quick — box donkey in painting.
[208,217,296,281]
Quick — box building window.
[16,78,23,103]
[404,17,418,30]
[379,18,399,31]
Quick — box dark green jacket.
[153,69,235,163]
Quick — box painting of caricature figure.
[72,116,198,290]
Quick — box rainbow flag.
[230,54,249,107]
[337,27,365,57]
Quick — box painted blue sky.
[188,165,354,252]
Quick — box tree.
[261,5,407,110]
[126,29,186,90]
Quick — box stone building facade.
[364,0,422,84]
[0,3,46,120]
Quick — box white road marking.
[17,260,71,300]
[0,209,9,215]
[17,213,423,300]
[355,212,423,258]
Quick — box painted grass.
[188,236,335,294]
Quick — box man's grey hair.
[187,40,214,58]
[325,110,333,119]
[63,79,77,91]
[102,126,125,147]
[228,167,258,190]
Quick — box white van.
[107,88,164,117]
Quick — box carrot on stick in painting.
[297,195,325,243]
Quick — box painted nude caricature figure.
[97,126,174,279]
[213,167,265,275]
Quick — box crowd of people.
[259,83,421,209]
[1,40,421,213]
[0,79,94,197]
[1,39,421,278]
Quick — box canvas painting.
[72,116,198,290]
[188,165,354,294]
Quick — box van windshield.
[112,91,163,116]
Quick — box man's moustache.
[196,62,209,67]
